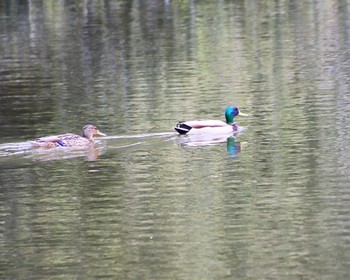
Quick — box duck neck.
[83,132,94,142]
[225,115,235,125]
[231,122,238,131]
[226,117,238,131]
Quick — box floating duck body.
[174,106,247,135]
[30,124,106,149]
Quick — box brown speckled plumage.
[30,124,106,149]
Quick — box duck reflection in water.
[26,144,106,162]
[0,141,107,162]
[175,134,244,158]
[226,136,242,158]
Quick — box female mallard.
[30,124,106,148]
[174,106,248,135]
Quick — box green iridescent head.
[225,106,248,124]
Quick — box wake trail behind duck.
[103,132,175,140]
[0,142,33,157]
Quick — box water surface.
[1,0,350,279]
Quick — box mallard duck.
[30,124,106,148]
[174,106,248,135]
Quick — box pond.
[1,0,350,279]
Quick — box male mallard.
[174,106,248,135]
[30,124,106,148]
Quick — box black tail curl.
[174,122,192,135]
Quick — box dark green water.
[1,0,350,279]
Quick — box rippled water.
[1,0,350,279]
